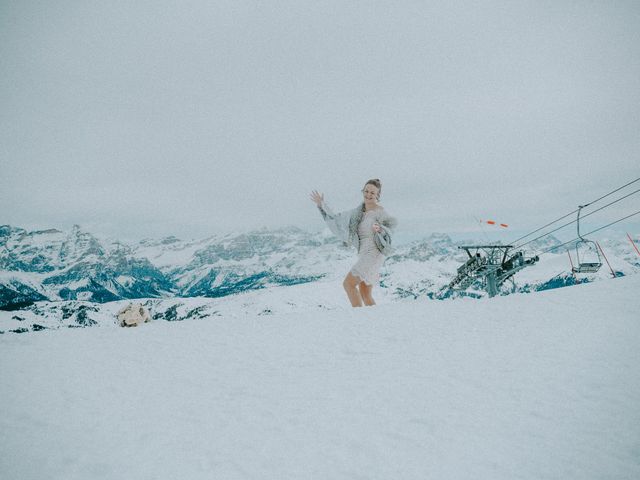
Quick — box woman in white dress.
[310,179,397,307]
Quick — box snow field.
[1,275,639,479]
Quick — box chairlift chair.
[572,205,602,274]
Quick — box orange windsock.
[481,220,509,228]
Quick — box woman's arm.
[373,210,397,255]
[310,190,352,245]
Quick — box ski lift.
[572,205,602,273]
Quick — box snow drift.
[1,275,639,480]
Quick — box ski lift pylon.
[572,205,602,274]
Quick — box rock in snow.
[117,303,151,327]
[1,275,639,479]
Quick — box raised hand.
[309,190,324,207]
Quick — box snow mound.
[1,276,639,480]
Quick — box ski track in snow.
[1,276,639,480]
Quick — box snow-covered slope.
[1,275,639,479]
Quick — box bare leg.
[343,272,363,307]
[358,281,376,306]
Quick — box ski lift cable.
[509,209,578,247]
[540,209,640,255]
[513,186,640,251]
[509,175,640,246]
[578,175,640,208]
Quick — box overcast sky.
[1,0,639,243]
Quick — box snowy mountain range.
[0,224,330,309]
[1,224,639,333]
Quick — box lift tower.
[445,245,539,297]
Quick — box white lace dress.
[350,209,385,286]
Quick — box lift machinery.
[445,245,539,297]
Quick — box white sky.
[1,1,639,242]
